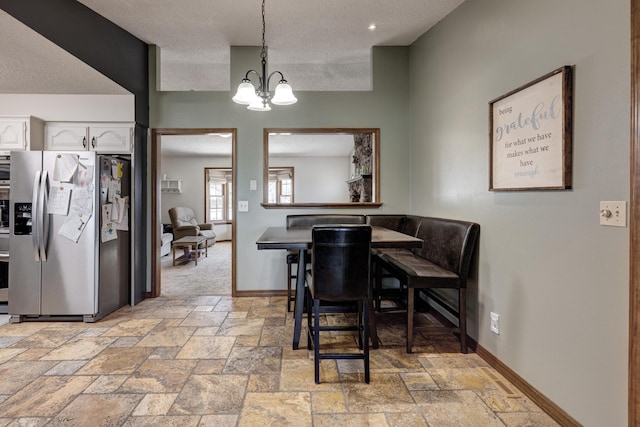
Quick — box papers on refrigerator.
[101,203,117,242]
[75,164,94,188]
[53,154,78,182]
[70,184,93,217]
[48,183,73,215]
[58,214,88,243]
[112,197,129,231]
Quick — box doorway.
[151,128,237,298]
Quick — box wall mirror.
[262,128,381,208]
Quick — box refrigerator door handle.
[40,170,49,262]
[32,170,41,262]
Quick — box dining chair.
[305,224,372,384]
[285,214,366,312]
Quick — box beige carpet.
[160,240,232,297]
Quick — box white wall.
[409,0,629,425]
[161,154,232,241]
[0,94,135,121]
[270,156,350,202]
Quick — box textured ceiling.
[0,10,128,94]
[0,0,464,94]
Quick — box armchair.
[168,207,216,248]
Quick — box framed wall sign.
[489,66,573,191]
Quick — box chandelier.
[232,0,297,111]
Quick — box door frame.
[150,128,237,298]
[631,1,639,424]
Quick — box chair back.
[168,207,198,228]
[311,225,372,301]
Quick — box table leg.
[292,249,306,350]
[193,244,198,266]
[172,245,177,266]
[407,287,414,353]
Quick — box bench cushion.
[378,250,460,288]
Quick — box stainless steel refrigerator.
[9,151,130,322]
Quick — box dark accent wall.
[133,124,147,305]
[1,0,149,304]
[0,0,149,126]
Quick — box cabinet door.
[89,125,132,153]
[46,124,89,151]
[0,119,27,152]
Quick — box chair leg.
[357,301,363,350]
[306,287,313,350]
[459,288,468,354]
[287,261,299,312]
[287,262,293,312]
[314,299,321,384]
[363,298,370,383]
[406,286,414,354]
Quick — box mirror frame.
[262,128,382,208]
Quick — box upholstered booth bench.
[367,215,480,354]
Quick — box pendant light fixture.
[232,0,297,111]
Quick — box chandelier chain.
[261,0,267,57]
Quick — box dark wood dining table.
[256,226,423,350]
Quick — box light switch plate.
[238,201,249,212]
[250,180,257,191]
[600,201,626,227]
[490,312,500,335]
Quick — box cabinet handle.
[82,136,86,149]
[91,137,96,149]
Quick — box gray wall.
[409,0,629,425]
[150,46,411,292]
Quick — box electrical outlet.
[490,312,500,335]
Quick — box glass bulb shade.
[247,98,271,111]
[271,83,298,105]
[232,81,259,105]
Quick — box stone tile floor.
[0,296,559,426]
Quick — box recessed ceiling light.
[368,23,377,31]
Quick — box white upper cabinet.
[89,125,133,153]
[46,122,133,153]
[0,116,44,154]
[45,123,88,151]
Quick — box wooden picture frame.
[489,66,573,191]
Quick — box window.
[267,167,294,204]
[206,168,233,222]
